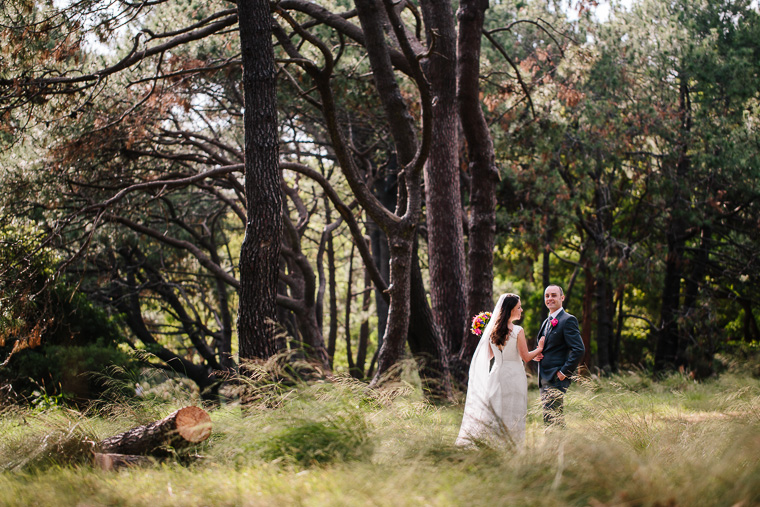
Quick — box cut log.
[93,452,155,471]
[98,406,212,456]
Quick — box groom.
[535,284,585,426]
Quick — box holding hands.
[533,336,545,361]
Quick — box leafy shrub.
[258,410,373,467]
[1,231,136,406]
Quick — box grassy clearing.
[1,369,758,507]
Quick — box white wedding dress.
[457,295,527,447]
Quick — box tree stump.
[97,406,212,456]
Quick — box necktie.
[542,317,551,336]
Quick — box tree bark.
[369,172,396,355]
[407,237,453,398]
[594,264,614,373]
[279,196,330,368]
[320,194,340,367]
[345,243,357,375]
[581,262,594,372]
[655,76,691,373]
[356,264,372,378]
[237,0,282,361]
[740,298,760,343]
[98,406,212,456]
[371,228,415,385]
[420,0,466,356]
[457,0,499,366]
[613,286,625,373]
[273,0,431,385]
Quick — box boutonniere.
[551,318,559,327]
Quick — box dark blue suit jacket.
[537,309,585,384]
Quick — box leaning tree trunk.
[237,0,282,361]
[457,0,499,371]
[97,406,212,456]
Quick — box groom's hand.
[557,371,567,381]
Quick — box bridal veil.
[455,294,507,446]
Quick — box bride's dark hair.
[491,294,520,347]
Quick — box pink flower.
[551,318,559,327]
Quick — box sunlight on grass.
[1,371,758,506]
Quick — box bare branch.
[482,29,536,119]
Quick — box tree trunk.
[356,264,372,378]
[208,248,236,372]
[581,263,594,373]
[406,237,453,398]
[457,0,499,367]
[678,225,714,378]
[655,234,684,372]
[740,299,760,343]
[98,406,212,456]
[420,0,466,356]
[237,0,281,361]
[371,230,415,386]
[280,205,330,368]
[326,198,339,366]
[594,264,614,374]
[612,286,624,373]
[655,75,691,373]
[541,237,552,320]
[345,243,357,375]
[369,173,395,357]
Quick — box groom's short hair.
[546,284,564,296]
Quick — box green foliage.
[255,408,372,467]
[1,229,135,405]
[6,340,136,404]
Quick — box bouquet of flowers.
[470,311,492,336]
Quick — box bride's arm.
[517,330,544,362]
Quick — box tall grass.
[1,367,758,506]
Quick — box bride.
[456,293,545,446]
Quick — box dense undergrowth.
[1,364,758,506]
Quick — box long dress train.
[456,322,527,446]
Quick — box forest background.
[1,0,760,406]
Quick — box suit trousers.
[539,375,570,426]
